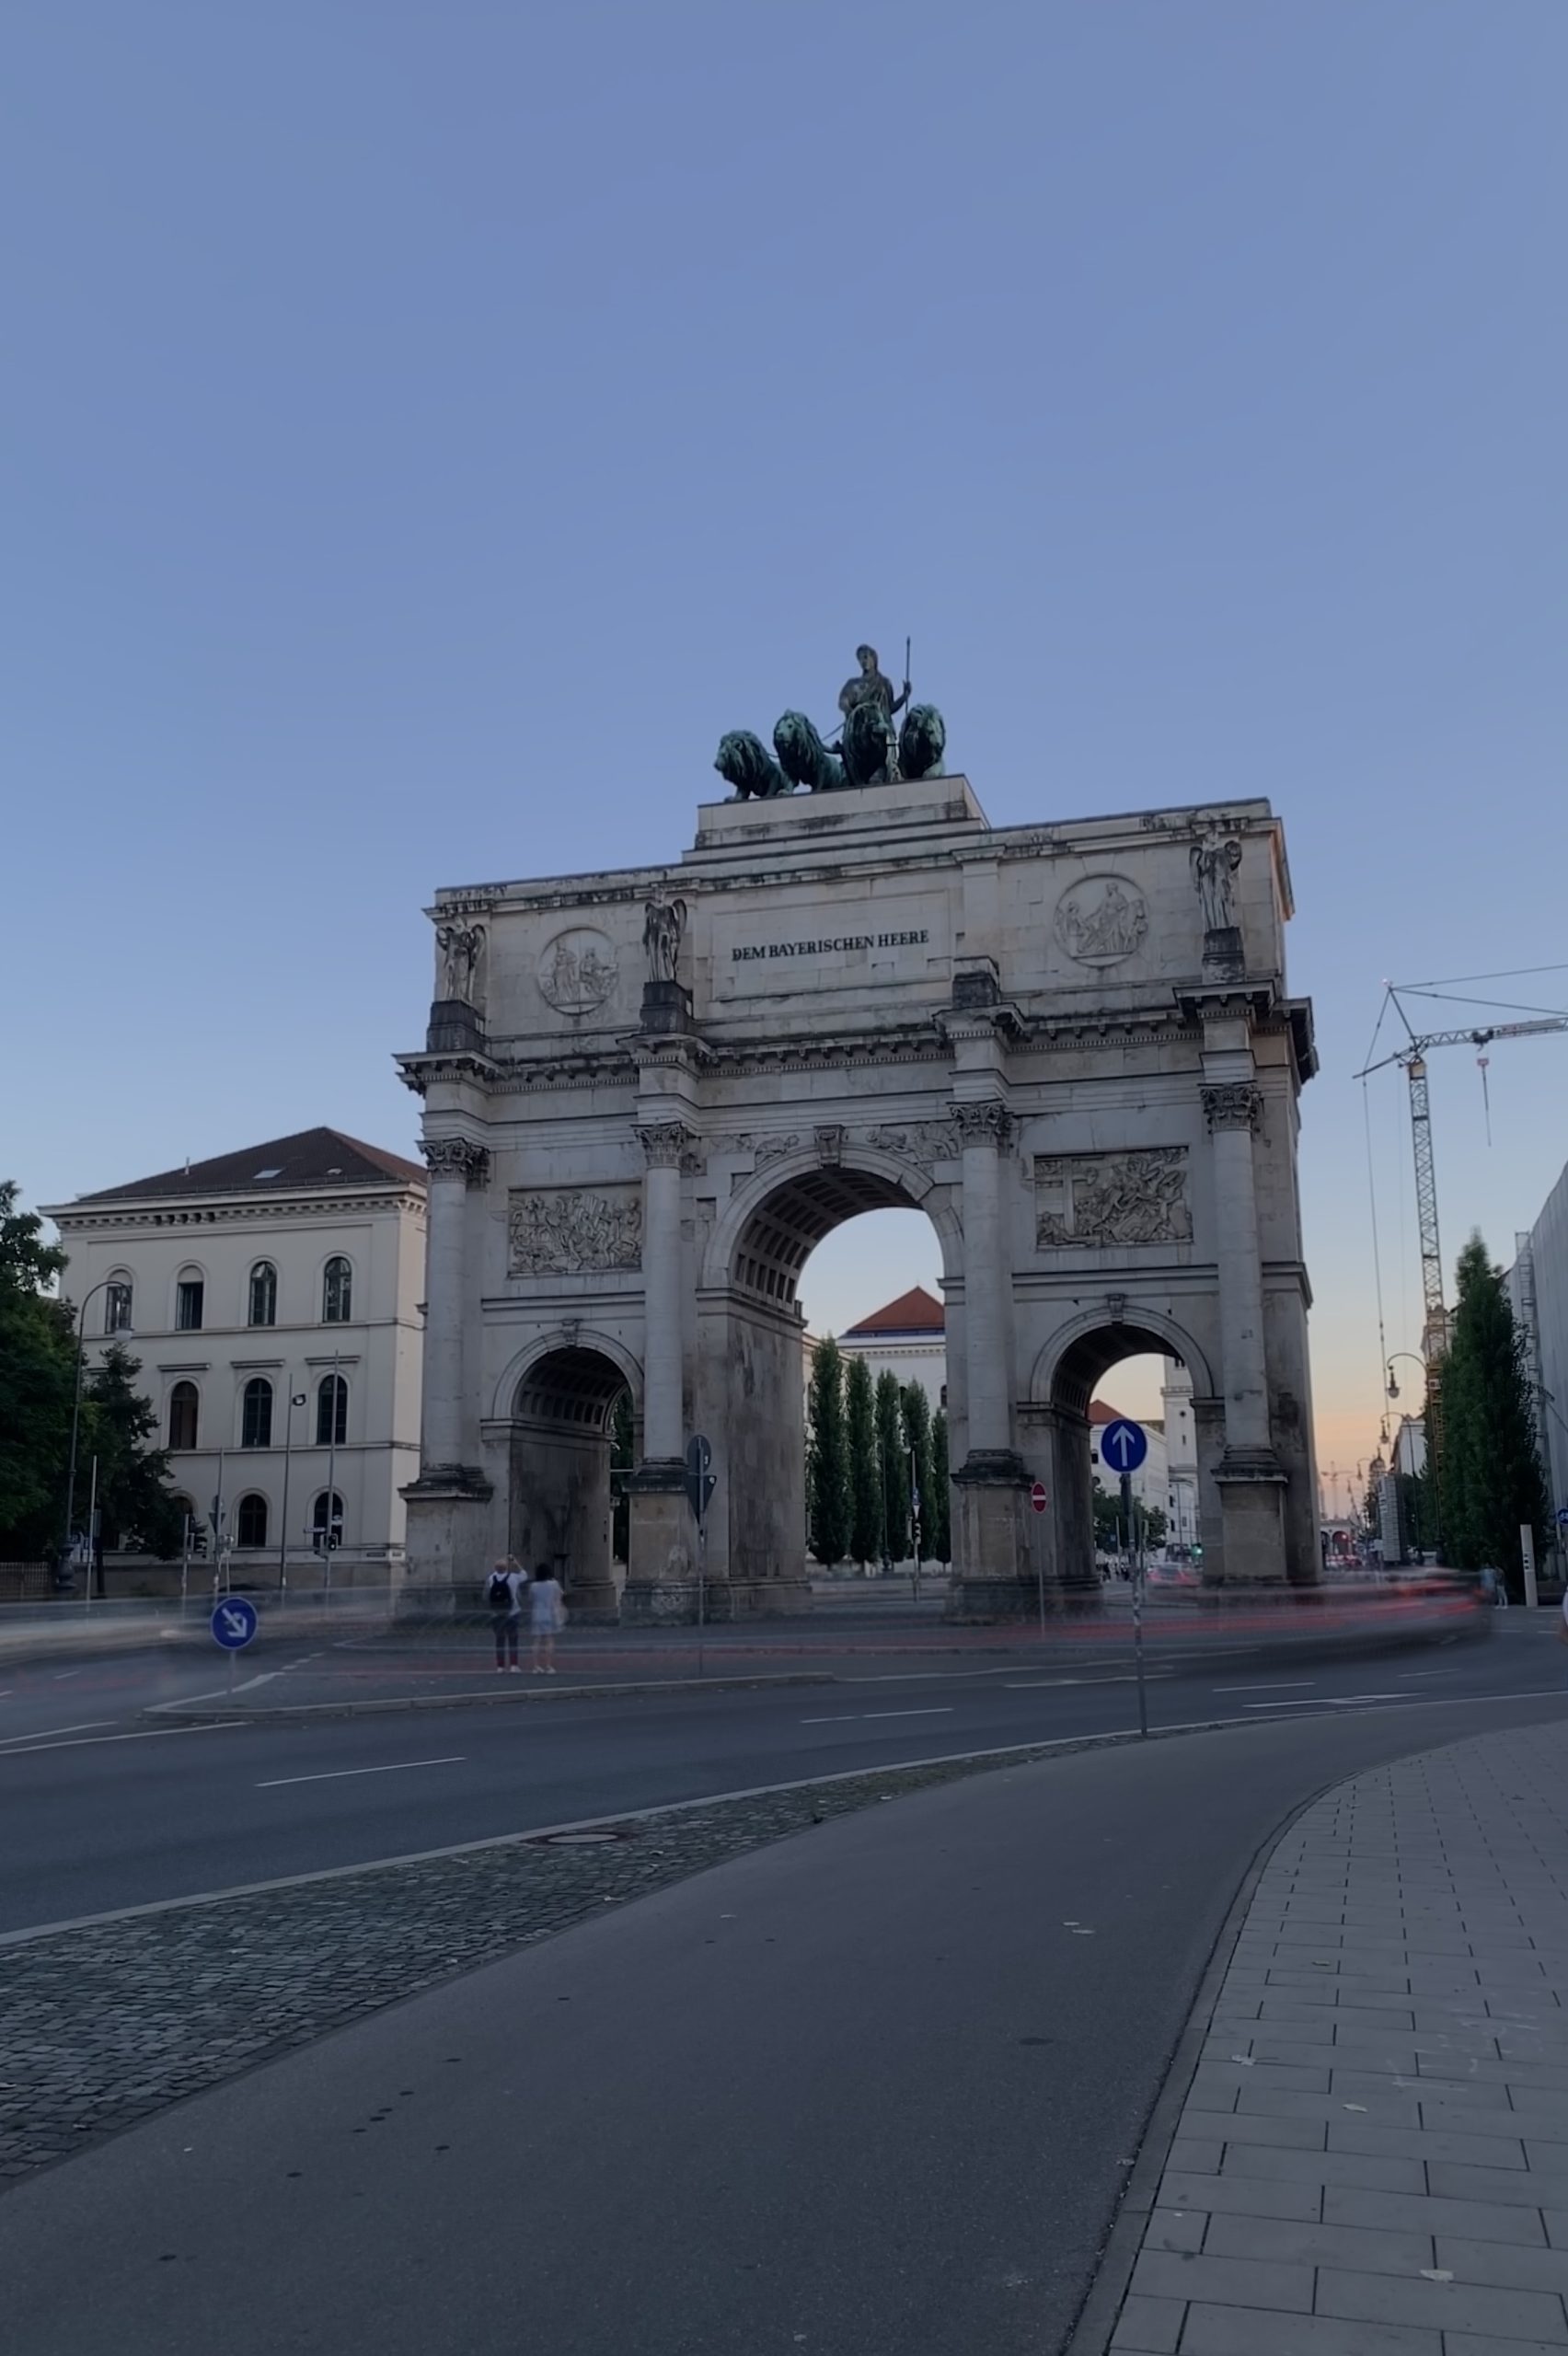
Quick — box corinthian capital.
[1201,1082,1262,1134]
[951,1099,1014,1149]
[636,1121,691,1169]
[422,1136,490,1182]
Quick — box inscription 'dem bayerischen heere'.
[732,928,930,964]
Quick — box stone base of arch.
[946,1450,1036,1621]
[396,1470,492,1622]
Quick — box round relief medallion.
[537,927,618,1016]
[1053,874,1148,967]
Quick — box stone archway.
[398,771,1320,1619]
[679,1147,959,1616]
[1026,1313,1220,1600]
[504,1345,630,1621]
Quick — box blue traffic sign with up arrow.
[211,1596,258,1650]
[1100,1416,1148,1475]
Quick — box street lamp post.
[276,1389,308,1597]
[63,1277,127,1595]
[1386,1351,1426,1402]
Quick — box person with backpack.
[530,1560,566,1674]
[487,1557,526,1672]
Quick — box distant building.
[1161,1359,1200,1548]
[1508,1185,1566,1539]
[832,1285,947,1408]
[45,1129,426,1578]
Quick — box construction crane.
[1357,998,1568,1496]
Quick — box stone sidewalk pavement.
[1104,1720,1568,2356]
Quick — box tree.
[610,1388,634,1564]
[902,1380,936,1565]
[0,1181,76,1558]
[930,1410,951,1564]
[806,1336,850,1567]
[1092,1483,1125,1551]
[845,1355,882,1568]
[79,1345,186,1563]
[1438,1233,1550,1596]
[875,1370,909,1565]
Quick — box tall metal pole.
[323,1350,340,1611]
[63,1277,116,1585]
[277,1389,305,1598]
[85,1455,98,1611]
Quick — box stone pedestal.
[639,978,695,1034]
[397,1471,493,1620]
[621,1461,698,1623]
[948,1450,1032,1618]
[1215,1456,1289,1583]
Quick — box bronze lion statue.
[714,730,792,801]
[839,699,896,787]
[773,710,846,793]
[898,703,947,781]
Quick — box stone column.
[1202,1080,1287,1581]
[948,1099,1030,1615]
[398,1135,491,1621]
[418,1137,488,1473]
[624,1120,696,1621]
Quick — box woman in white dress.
[530,1561,566,1674]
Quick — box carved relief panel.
[507,1187,642,1276]
[1034,1148,1192,1248]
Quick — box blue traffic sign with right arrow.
[1100,1416,1148,1475]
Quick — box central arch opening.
[509,1346,630,1620]
[722,1168,952,1601]
[1048,1324,1205,1593]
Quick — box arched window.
[175,1267,204,1332]
[104,1275,133,1334]
[316,1373,348,1447]
[311,1490,344,1552]
[321,1256,352,1323]
[167,1381,199,1451]
[236,1494,269,1550]
[241,1376,273,1449]
[248,1261,277,1327]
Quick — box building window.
[176,1276,204,1332]
[241,1377,273,1449]
[104,1277,133,1334]
[316,1373,348,1448]
[248,1261,277,1327]
[321,1256,352,1323]
[236,1494,269,1550]
[167,1381,199,1451]
[311,1489,344,1552]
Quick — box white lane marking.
[0,1724,243,1759]
[1214,1680,1317,1692]
[52,1669,84,1681]
[0,1720,115,1750]
[799,1706,955,1725]
[256,1755,467,1789]
[1006,1673,1174,1689]
[1244,1693,1406,1711]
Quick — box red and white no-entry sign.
[1030,1481,1048,1514]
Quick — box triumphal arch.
[397,671,1319,1619]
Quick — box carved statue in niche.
[1035,1149,1193,1248]
[642,894,686,985]
[436,921,486,1007]
[507,1188,642,1276]
[1191,826,1242,934]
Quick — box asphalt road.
[6,1694,1567,2356]
[0,1613,1558,1935]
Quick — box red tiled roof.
[843,1285,945,1338]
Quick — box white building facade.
[1511,1168,1568,1550]
[46,1129,426,1584]
[835,1286,948,1407]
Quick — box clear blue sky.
[6,3,1566,1472]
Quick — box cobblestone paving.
[1105,1721,1568,2356]
[0,1728,1163,2188]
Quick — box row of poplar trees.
[806,1337,951,1569]
[1435,1234,1551,1600]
